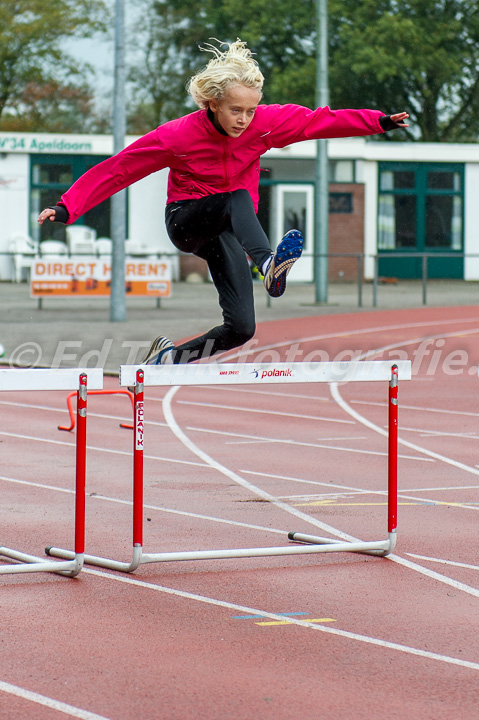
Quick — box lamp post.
[314,0,329,304]
[110,0,127,322]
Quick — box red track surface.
[1,305,479,719]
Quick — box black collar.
[207,107,228,136]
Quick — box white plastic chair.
[125,239,157,260]
[95,237,113,256]
[66,226,97,255]
[39,240,68,256]
[8,234,39,282]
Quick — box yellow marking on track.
[294,499,479,508]
[255,618,336,626]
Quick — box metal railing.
[2,250,479,309]
[263,251,479,308]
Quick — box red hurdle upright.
[388,364,399,537]
[0,368,103,577]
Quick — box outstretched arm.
[37,126,172,226]
[260,104,409,149]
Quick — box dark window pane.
[32,163,73,186]
[378,194,416,249]
[427,171,460,191]
[31,189,67,243]
[85,163,111,237]
[395,195,416,247]
[426,195,462,248]
[282,191,307,247]
[380,170,415,191]
[393,171,415,189]
[84,200,111,239]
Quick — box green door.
[378,163,464,279]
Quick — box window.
[329,159,355,183]
[30,154,112,244]
[378,163,463,252]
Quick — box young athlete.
[38,39,408,365]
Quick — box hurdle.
[58,388,134,432]
[0,368,103,576]
[47,360,410,573]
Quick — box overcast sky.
[65,2,143,104]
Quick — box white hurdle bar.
[47,360,411,572]
[0,368,103,576]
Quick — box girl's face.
[209,84,261,138]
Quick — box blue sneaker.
[263,229,303,298]
[141,336,175,365]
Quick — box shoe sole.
[267,230,303,298]
[142,336,174,365]
[141,335,164,364]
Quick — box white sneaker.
[141,336,175,365]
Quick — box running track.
[1,305,479,719]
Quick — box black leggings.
[165,189,272,363]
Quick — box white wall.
[464,163,479,280]
[0,153,30,279]
[128,168,170,252]
[356,160,378,280]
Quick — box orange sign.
[30,258,172,298]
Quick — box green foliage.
[328,0,479,141]
[0,0,108,131]
[128,0,479,142]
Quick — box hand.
[390,112,409,127]
[37,208,56,225]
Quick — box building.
[1,130,478,282]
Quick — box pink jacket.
[60,104,385,224]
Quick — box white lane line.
[163,386,357,543]
[186,425,431,461]
[400,485,479,493]
[400,427,479,439]
[224,316,479,360]
[0,680,111,720]
[83,567,479,673]
[163,389,479,598]
[177,400,354,424]
[390,555,479,596]
[240,469,479,510]
[0,475,286,536]
[0,431,208,469]
[352,400,479,418]
[406,554,479,571]
[243,471,479,497]
[330,384,479,478]
[0,399,140,426]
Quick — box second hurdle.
[0,367,103,576]
[47,360,411,573]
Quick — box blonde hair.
[188,39,264,109]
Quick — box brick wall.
[328,183,365,283]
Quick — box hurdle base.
[0,547,83,577]
[46,544,142,573]
[288,530,397,557]
[45,531,396,573]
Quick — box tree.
[0,80,112,133]
[128,0,479,142]
[0,0,109,131]
[328,0,479,142]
